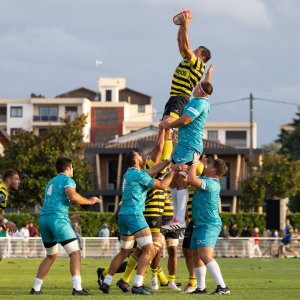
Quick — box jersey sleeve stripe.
[64,185,75,188]
[201,180,206,190]
[187,107,200,116]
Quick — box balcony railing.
[226,139,247,148]
[32,115,58,122]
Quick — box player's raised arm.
[187,153,202,189]
[149,127,165,164]
[144,158,171,177]
[179,14,194,61]
[65,187,101,205]
[177,25,184,54]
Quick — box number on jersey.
[47,184,53,195]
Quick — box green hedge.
[3,212,300,237]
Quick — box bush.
[4,212,300,237]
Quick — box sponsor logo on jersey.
[175,69,187,76]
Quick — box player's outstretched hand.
[179,13,193,26]
[172,162,188,172]
[5,221,17,233]
[69,214,83,223]
[0,223,9,233]
[90,197,102,205]
[159,120,170,129]
[207,64,215,74]
[192,152,201,165]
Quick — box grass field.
[0,257,299,299]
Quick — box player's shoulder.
[288,225,293,231]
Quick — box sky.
[0,0,299,147]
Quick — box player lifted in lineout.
[30,156,102,296]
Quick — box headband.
[198,82,209,98]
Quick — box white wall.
[7,102,33,134]
[98,78,126,93]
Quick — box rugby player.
[162,13,211,143]
[30,156,101,296]
[187,153,230,295]
[0,170,20,260]
[181,157,213,294]
[160,64,214,230]
[280,218,298,258]
[99,150,182,295]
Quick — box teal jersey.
[119,168,154,216]
[192,177,221,226]
[177,97,210,154]
[40,174,76,218]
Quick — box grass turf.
[0,257,299,299]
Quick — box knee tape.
[136,235,153,248]
[120,239,135,250]
[63,240,80,255]
[153,237,162,250]
[166,238,179,247]
[45,244,59,255]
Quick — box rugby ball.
[173,9,192,25]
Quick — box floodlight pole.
[96,60,102,101]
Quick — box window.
[95,108,118,126]
[220,162,231,190]
[10,128,21,135]
[106,90,112,102]
[95,129,119,142]
[66,106,77,121]
[39,128,48,135]
[11,107,22,117]
[208,131,218,141]
[226,131,247,147]
[138,105,145,113]
[107,160,128,190]
[39,106,58,116]
[0,107,7,122]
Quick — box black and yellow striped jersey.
[170,53,205,98]
[162,187,173,219]
[0,182,9,215]
[144,160,169,218]
[187,162,206,221]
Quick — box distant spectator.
[262,227,271,250]
[0,227,10,259]
[252,228,262,257]
[20,224,30,258]
[72,222,82,250]
[28,221,38,258]
[229,224,239,258]
[10,230,21,258]
[98,223,110,257]
[271,229,279,253]
[219,225,229,257]
[291,228,300,251]
[241,225,252,257]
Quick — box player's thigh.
[39,215,56,244]
[52,217,77,243]
[120,234,135,256]
[119,213,148,236]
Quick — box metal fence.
[0,237,299,259]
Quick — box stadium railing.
[0,237,299,258]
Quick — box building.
[279,123,294,133]
[84,130,265,214]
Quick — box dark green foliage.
[0,114,94,211]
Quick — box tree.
[0,114,94,211]
[277,108,300,212]
[261,142,281,154]
[240,153,300,210]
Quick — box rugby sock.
[168,275,175,282]
[194,266,206,289]
[176,189,189,223]
[159,139,173,163]
[151,268,158,276]
[170,188,178,220]
[122,253,139,283]
[206,260,226,288]
[103,268,109,277]
[134,275,144,287]
[188,276,197,287]
[157,268,168,285]
[143,261,151,283]
[33,278,43,292]
[103,274,113,286]
[72,275,82,291]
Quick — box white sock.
[134,275,144,287]
[72,275,82,291]
[103,274,113,286]
[194,266,206,290]
[33,278,43,292]
[206,260,226,288]
[170,188,178,220]
[176,189,189,223]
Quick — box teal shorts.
[39,214,76,244]
[190,223,221,250]
[118,213,148,236]
[173,145,202,164]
